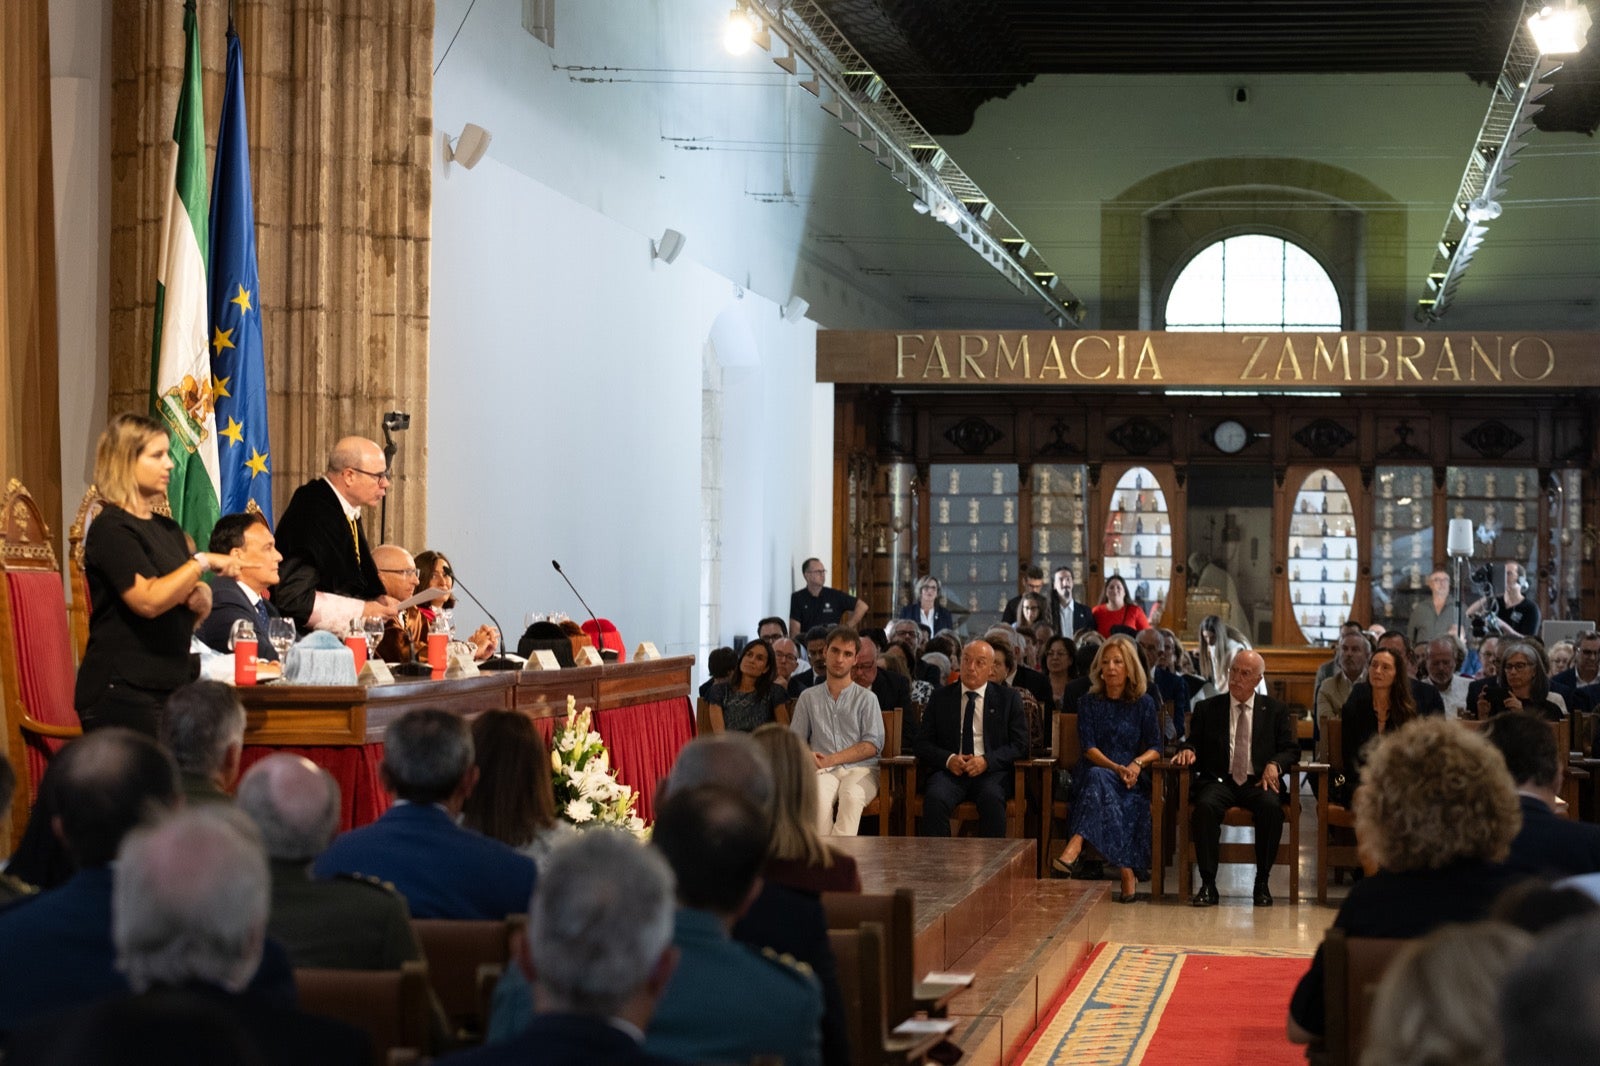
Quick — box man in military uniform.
[236,753,422,970]
[0,753,37,908]
[645,784,823,1066]
[160,681,247,807]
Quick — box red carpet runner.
[1020,943,1311,1065]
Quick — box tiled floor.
[1101,801,1341,953]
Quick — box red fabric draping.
[239,743,389,831]
[594,696,693,823]
[8,572,79,799]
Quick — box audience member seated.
[1500,913,1600,1066]
[461,711,576,867]
[751,725,862,892]
[313,709,536,919]
[1482,711,1600,877]
[1001,565,1046,625]
[1174,650,1296,908]
[373,544,427,663]
[771,637,801,692]
[1091,574,1149,637]
[1423,635,1472,718]
[415,550,499,660]
[1041,635,1077,715]
[236,754,424,970]
[705,640,788,731]
[1548,639,1576,677]
[1051,635,1161,902]
[1315,630,1371,741]
[6,807,368,1065]
[0,731,294,1038]
[1374,631,1446,716]
[444,830,680,1066]
[1477,640,1568,721]
[1491,881,1599,933]
[644,786,823,1066]
[989,626,1053,713]
[159,680,246,806]
[1552,629,1600,692]
[1339,647,1424,798]
[1362,922,1532,1066]
[0,754,35,907]
[1137,627,1189,740]
[789,629,883,837]
[851,632,910,717]
[1011,591,1049,635]
[2,755,74,892]
[913,639,1028,838]
[786,627,831,698]
[196,510,286,661]
[984,635,1048,758]
[897,575,953,637]
[698,646,736,701]
[1287,718,1528,1046]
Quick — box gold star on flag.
[211,374,232,401]
[245,449,270,478]
[220,416,244,447]
[230,284,253,314]
[211,326,235,356]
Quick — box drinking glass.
[266,618,296,661]
[363,616,385,656]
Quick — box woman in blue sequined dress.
[1051,634,1161,902]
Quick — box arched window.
[1165,234,1342,332]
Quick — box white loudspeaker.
[1447,518,1474,557]
[780,296,809,323]
[652,228,686,265]
[445,123,492,170]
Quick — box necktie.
[255,599,275,660]
[348,516,361,563]
[1230,701,1250,785]
[961,691,977,756]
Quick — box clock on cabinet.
[1210,419,1250,454]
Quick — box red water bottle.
[428,631,448,677]
[232,620,258,686]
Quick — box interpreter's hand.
[362,598,399,620]
[1172,748,1195,767]
[199,552,242,579]
[185,581,213,621]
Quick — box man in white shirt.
[789,628,884,836]
[1048,567,1093,637]
[1424,636,1472,719]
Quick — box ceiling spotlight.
[723,9,757,54]
[442,123,492,170]
[780,296,809,323]
[1465,197,1503,222]
[910,199,930,216]
[651,228,686,265]
[932,200,961,225]
[1528,2,1593,54]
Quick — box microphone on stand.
[450,570,521,671]
[552,559,617,663]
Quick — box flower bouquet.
[550,696,646,834]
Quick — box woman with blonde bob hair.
[749,724,860,893]
[1362,922,1533,1066]
[1050,634,1161,902]
[75,413,242,735]
[1288,718,1527,1047]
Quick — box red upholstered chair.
[580,618,625,662]
[66,484,103,663]
[1,479,84,849]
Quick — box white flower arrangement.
[550,696,646,835]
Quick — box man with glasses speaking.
[274,436,400,632]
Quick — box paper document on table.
[922,971,975,985]
[893,1019,956,1035]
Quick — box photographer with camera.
[1466,560,1541,640]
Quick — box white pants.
[816,765,879,836]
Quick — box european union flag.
[208,22,273,521]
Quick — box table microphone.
[552,559,617,663]
[449,570,522,671]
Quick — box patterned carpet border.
[1020,943,1312,1066]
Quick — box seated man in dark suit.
[197,511,286,660]
[913,639,1028,837]
[852,632,911,714]
[1173,650,1298,908]
[313,709,536,920]
[1484,711,1600,877]
[443,830,680,1066]
[0,731,290,1038]
[6,806,368,1065]
[1138,628,1191,739]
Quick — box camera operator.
[1467,560,1540,639]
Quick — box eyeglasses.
[348,467,391,483]
[379,567,419,578]
[1502,659,1534,672]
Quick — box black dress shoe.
[1190,882,1219,907]
[1253,880,1274,907]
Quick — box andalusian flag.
[150,0,220,546]
[208,20,273,519]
